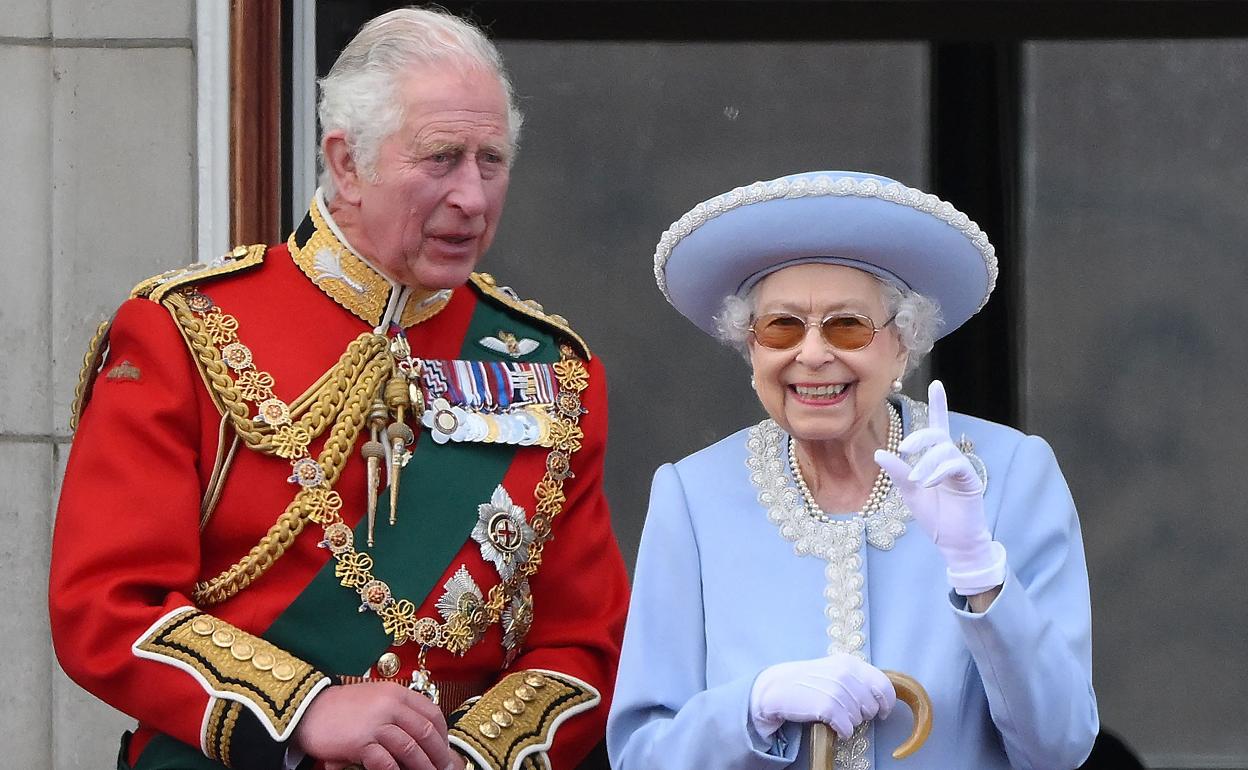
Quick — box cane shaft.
[810,723,836,768]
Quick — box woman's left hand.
[874,380,1006,596]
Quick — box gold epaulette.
[132,244,267,304]
[132,607,330,752]
[449,670,600,770]
[469,273,591,360]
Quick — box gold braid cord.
[177,283,592,661]
[191,351,388,604]
[176,288,393,605]
[69,317,114,431]
[166,291,388,459]
[203,699,242,765]
[324,345,591,654]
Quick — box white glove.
[748,652,896,741]
[874,380,1006,596]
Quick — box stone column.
[0,1,198,767]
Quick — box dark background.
[289,3,1248,767]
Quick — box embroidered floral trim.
[653,175,997,310]
[746,395,987,768]
[748,405,921,559]
[746,396,930,770]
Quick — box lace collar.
[746,395,929,557]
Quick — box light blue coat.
[608,399,1098,769]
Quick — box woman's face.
[748,263,907,444]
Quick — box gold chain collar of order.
[176,287,591,663]
[176,287,391,605]
[322,344,589,659]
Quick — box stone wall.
[0,1,196,766]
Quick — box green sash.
[126,732,214,770]
[263,296,557,672]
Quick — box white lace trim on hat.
[653,175,999,311]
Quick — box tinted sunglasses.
[749,311,895,351]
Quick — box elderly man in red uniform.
[49,8,628,770]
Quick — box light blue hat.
[653,170,998,339]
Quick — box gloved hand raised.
[874,380,1006,596]
[749,652,896,741]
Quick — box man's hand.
[294,682,460,770]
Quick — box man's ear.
[322,130,363,204]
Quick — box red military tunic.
[50,199,629,770]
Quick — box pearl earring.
[750,376,757,390]
[890,378,903,393]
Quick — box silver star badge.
[501,579,534,666]
[436,565,485,622]
[471,485,534,582]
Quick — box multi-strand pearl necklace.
[788,402,903,523]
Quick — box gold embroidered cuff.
[132,607,330,742]
[447,669,600,770]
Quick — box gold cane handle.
[808,670,932,767]
[883,670,932,759]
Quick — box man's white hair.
[317,6,524,199]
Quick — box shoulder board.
[469,272,591,360]
[130,244,267,304]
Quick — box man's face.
[354,63,512,290]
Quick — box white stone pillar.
[0,1,200,767]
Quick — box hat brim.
[655,171,997,339]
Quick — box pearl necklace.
[788,402,903,523]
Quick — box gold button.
[211,629,235,648]
[376,652,401,678]
[491,710,513,727]
[478,721,500,739]
[503,697,525,715]
[230,641,255,661]
[524,673,545,688]
[251,652,275,671]
[190,617,215,636]
[479,272,496,286]
[272,662,296,682]
[515,685,536,702]
[231,245,249,258]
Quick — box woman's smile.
[790,381,851,405]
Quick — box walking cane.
[809,670,933,767]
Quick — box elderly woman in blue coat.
[607,171,1098,769]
